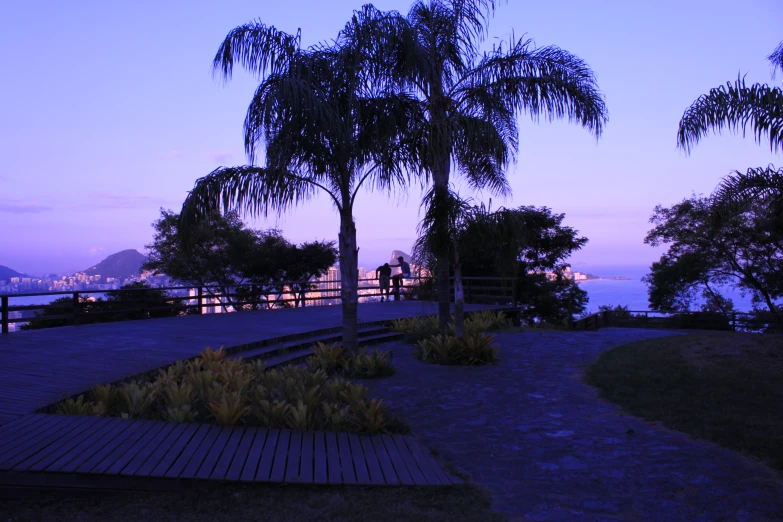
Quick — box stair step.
[231,326,391,361]
[262,331,405,369]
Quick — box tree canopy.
[144,209,336,310]
[644,176,783,320]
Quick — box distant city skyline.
[2,0,780,274]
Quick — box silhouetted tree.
[181,14,421,349]
[361,0,607,329]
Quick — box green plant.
[415,333,499,366]
[308,342,346,374]
[91,384,117,413]
[163,404,198,423]
[350,348,395,378]
[208,390,249,425]
[356,399,386,434]
[57,395,95,416]
[119,382,158,418]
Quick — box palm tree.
[677,41,783,153]
[181,13,423,350]
[363,0,608,330]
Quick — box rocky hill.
[0,265,27,281]
[81,249,147,280]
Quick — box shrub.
[307,343,395,379]
[415,333,499,366]
[50,346,407,434]
[391,316,440,343]
[393,311,510,344]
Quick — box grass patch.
[0,483,505,522]
[585,333,783,471]
[53,347,405,434]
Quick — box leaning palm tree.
[181,14,423,350]
[363,0,608,330]
[677,41,783,153]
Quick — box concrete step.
[259,331,405,369]
[231,325,393,362]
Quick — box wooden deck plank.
[179,425,223,479]
[48,417,126,472]
[379,434,413,485]
[195,426,233,480]
[0,414,70,458]
[135,422,191,477]
[298,431,314,483]
[347,433,371,485]
[269,429,291,483]
[336,432,357,484]
[72,418,152,474]
[371,436,399,485]
[401,436,451,485]
[388,434,426,485]
[162,424,213,478]
[1,415,93,469]
[0,414,45,443]
[239,429,268,482]
[147,422,201,477]
[359,435,386,485]
[325,431,341,484]
[313,432,327,484]
[284,430,302,483]
[21,416,106,472]
[255,429,279,481]
[103,421,170,475]
[211,426,246,480]
[119,421,179,476]
[225,427,258,481]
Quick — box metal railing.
[0,275,447,333]
[571,309,781,333]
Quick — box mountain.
[81,249,147,280]
[389,250,412,264]
[0,265,27,281]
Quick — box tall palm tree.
[364,0,608,329]
[677,41,783,153]
[181,13,423,350]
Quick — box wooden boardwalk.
[0,301,496,425]
[0,414,454,488]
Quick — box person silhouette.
[375,263,391,302]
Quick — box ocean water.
[576,264,757,313]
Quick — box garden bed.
[52,345,406,434]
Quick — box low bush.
[392,311,510,344]
[414,333,499,366]
[53,347,407,434]
[306,342,395,379]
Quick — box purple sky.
[2,0,780,275]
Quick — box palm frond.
[677,76,783,153]
[451,114,511,196]
[713,165,783,208]
[180,166,326,229]
[458,36,608,138]
[769,41,783,79]
[213,22,301,80]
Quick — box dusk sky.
[2,0,781,275]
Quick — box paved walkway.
[361,329,783,521]
[0,302,492,424]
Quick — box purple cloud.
[204,150,233,163]
[0,201,52,214]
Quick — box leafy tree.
[181,14,420,349]
[415,197,589,328]
[22,283,182,330]
[363,0,607,329]
[145,209,336,310]
[643,189,783,323]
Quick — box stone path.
[361,329,783,521]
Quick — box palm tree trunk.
[453,246,465,339]
[339,212,359,351]
[433,177,451,331]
